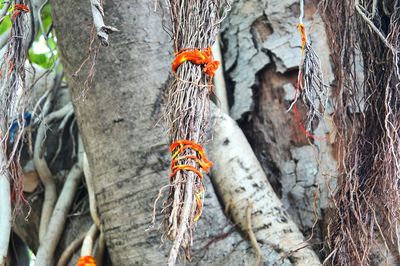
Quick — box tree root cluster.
[320,0,400,264]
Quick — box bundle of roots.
[320,0,400,264]
[289,0,330,140]
[0,1,32,211]
[162,0,230,264]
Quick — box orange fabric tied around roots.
[77,256,96,266]
[170,140,212,221]
[12,4,30,20]
[297,23,307,52]
[172,47,219,77]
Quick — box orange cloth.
[297,23,307,52]
[13,4,30,20]
[170,140,212,221]
[77,256,96,266]
[172,47,219,77]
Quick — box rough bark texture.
[209,109,320,265]
[50,1,296,265]
[222,0,337,252]
[3,0,340,264]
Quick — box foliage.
[28,4,58,69]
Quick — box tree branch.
[56,233,85,266]
[212,35,229,114]
[89,0,118,46]
[80,223,98,257]
[0,29,10,51]
[0,1,9,22]
[35,157,83,266]
[34,103,73,242]
[208,108,321,265]
[83,152,100,228]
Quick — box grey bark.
[222,0,337,250]
[209,109,320,265]
[8,0,336,264]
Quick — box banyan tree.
[0,0,399,265]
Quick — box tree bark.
[209,109,320,265]
[25,0,341,264]
[221,0,337,250]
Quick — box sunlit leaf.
[0,16,11,35]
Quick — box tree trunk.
[0,0,333,264]
[50,0,302,265]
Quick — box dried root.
[0,0,32,211]
[161,1,231,265]
[0,3,32,262]
[289,0,330,140]
[320,0,400,264]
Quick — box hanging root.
[35,128,83,266]
[83,152,101,228]
[0,0,32,213]
[211,35,229,114]
[94,231,106,266]
[319,0,400,265]
[300,43,329,130]
[76,223,98,266]
[34,103,73,242]
[81,223,99,257]
[289,3,330,140]
[57,233,86,266]
[160,1,231,265]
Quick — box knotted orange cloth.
[77,256,96,266]
[172,47,219,77]
[12,4,30,20]
[297,23,307,52]
[170,140,212,221]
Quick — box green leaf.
[28,49,57,69]
[0,16,11,35]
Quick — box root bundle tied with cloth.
[0,1,32,264]
[158,0,231,265]
[288,0,330,140]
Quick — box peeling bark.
[222,0,337,251]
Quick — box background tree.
[3,0,381,265]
